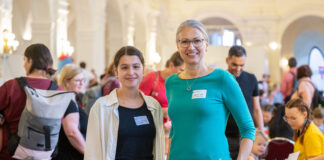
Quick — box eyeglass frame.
[283,115,297,122]
[72,78,85,84]
[177,39,205,48]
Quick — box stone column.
[30,0,55,52]
[74,0,106,75]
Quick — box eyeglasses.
[283,116,297,122]
[73,78,85,84]
[178,39,205,48]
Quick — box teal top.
[166,69,255,160]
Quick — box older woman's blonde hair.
[58,64,83,90]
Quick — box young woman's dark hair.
[285,98,312,144]
[165,51,184,68]
[24,43,56,76]
[113,46,144,67]
[268,104,294,140]
[297,65,312,80]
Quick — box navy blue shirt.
[115,102,156,160]
[226,71,259,136]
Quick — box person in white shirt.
[84,46,165,160]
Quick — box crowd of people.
[0,19,323,160]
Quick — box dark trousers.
[227,136,240,160]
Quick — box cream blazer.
[84,89,165,160]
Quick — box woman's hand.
[237,138,253,160]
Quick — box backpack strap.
[48,81,58,90]
[289,71,297,89]
[15,77,29,90]
[16,77,58,90]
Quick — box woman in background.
[291,65,315,108]
[55,64,88,160]
[139,51,184,155]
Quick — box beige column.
[73,0,106,75]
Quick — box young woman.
[165,20,255,160]
[0,44,58,159]
[54,64,88,160]
[285,98,324,160]
[84,46,164,160]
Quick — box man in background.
[280,57,297,103]
[225,46,264,159]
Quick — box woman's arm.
[221,71,255,158]
[62,112,85,154]
[298,82,313,107]
[253,96,264,130]
[237,138,254,160]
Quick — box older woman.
[291,65,315,108]
[165,20,255,160]
[285,99,324,160]
[84,46,164,160]
[54,64,88,160]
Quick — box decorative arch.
[192,8,245,42]
[309,47,324,91]
[281,16,324,59]
[279,7,324,44]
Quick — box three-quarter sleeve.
[221,71,255,141]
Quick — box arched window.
[309,47,324,91]
[201,17,242,47]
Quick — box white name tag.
[134,116,149,126]
[192,90,207,99]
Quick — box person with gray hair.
[165,20,255,160]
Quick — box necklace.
[183,66,211,91]
[186,78,197,92]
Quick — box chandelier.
[0,29,19,56]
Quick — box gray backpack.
[8,77,75,159]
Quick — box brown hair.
[165,51,184,68]
[297,65,312,80]
[24,43,56,76]
[285,98,312,144]
[106,63,115,76]
[313,107,324,119]
[113,46,144,68]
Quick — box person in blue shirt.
[165,19,255,160]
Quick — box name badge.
[134,116,149,126]
[192,90,207,99]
